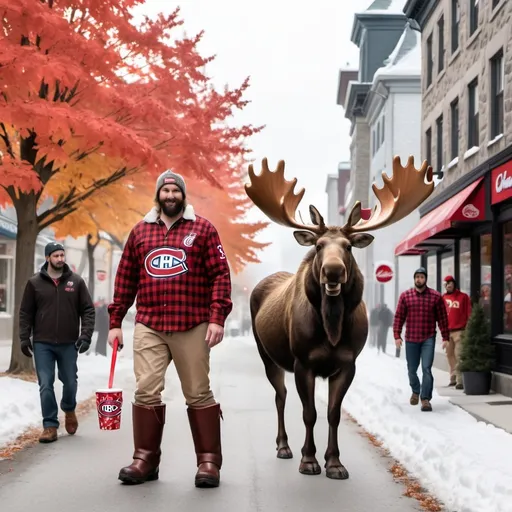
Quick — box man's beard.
[415,281,426,290]
[50,261,64,272]
[159,198,184,217]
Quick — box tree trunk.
[76,240,88,276]
[7,195,39,374]
[86,234,98,300]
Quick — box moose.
[245,155,434,480]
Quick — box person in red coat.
[108,170,233,488]
[442,275,472,390]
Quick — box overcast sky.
[139,0,375,285]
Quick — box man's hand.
[75,336,91,354]
[442,340,449,351]
[394,338,403,349]
[206,323,224,349]
[20,339,33,358]
[108,328,124,350]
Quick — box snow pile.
[0,349,134,451]
[317,347,512,512]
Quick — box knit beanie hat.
[155,170,186,200]
[414,267,427,279]
[45,242,65,257]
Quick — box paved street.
[0,337,420,511]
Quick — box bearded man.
[19,242,95,443]
[107,170,233,488]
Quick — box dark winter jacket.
[19,263,95,345]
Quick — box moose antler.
[245,158,325,234]
[344,155,434,233]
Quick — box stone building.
[396,0,512,391]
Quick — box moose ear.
[293,230,317,246]
[309,205,325,226]
[349,233,374,249]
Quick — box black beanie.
[45,242,65,257]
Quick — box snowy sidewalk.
[0,329,136,452]
[317,347,512,512]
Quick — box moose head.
[244,157,434,297]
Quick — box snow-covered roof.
[364,0,407,15]
[373,24,421,80]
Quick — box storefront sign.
[375,263,393,283]
[0,216,17,239]
[491,160,512,204]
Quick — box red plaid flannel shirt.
[392,287,449,343]
[108,211,232,332]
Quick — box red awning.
[395,177,485,256]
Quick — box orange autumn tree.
[0,0,263,374]
[52,164,270,295]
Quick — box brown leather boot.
[187,403,223,488]
[118,403,166,485]
[65,411,78,435]
[39,427,58,443]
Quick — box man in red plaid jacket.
[393,267,449,412]
[107,169,232,488]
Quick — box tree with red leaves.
[0,0,264,373]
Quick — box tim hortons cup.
[96,388,123,430]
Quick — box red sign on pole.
[375,264,393,283]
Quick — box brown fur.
[250,228,369,480]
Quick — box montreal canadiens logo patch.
[183,233,197,247]
[98,399,122,418]
[144,247,188,278]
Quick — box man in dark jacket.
[19,242,95,443]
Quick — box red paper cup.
[96,388,123,430]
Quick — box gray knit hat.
[155,170,186,199]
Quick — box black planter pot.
[462,371,492,395]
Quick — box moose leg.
[294,360,321,475]
[255,336,292,459]
[324,363,356,480]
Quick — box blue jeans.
[33,343,78,428]
[405,337,435,401]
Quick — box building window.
[468,79,479,149]
[436,115,443,174]
[427,253,438,292]
[0,259,10,313]
[469,0,479,36]
[372,130,376,156]
[459,238,471,296]
[451,0,459,53]
[377,122,380,150]
[438,16,445,73]
[381,116,385,144]
[450,98,459,160]
[492,0,500,11]
[491,49,504,139]
[426,34,433,87]
[504,222,512,333]
[480,233,492,321]
[0,242,14,315]
[425,127,432,165]
[441,251,454,283]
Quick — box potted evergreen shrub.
[459,302,495,395]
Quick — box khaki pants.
[133,322,215,408]
[446,329,463,385]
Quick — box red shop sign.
[375,264,393,283]
[491,160,512,205]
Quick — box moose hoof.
[277,446,293,459]
[299,461,321,475]
[326,465,349,480]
